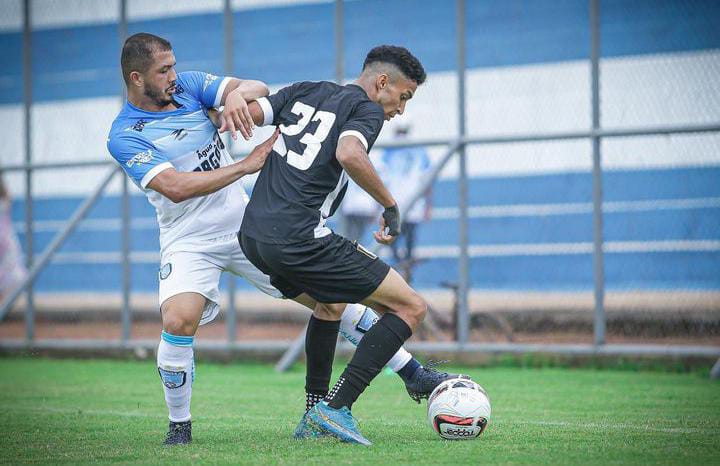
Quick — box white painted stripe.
[50,252,160,265]
[497,419,716,435]
[42,240,720,265]
[431,197,720,220]
[31,0,118,30]
[127,0,222,21]
[14,197,720,234]
[339,130,369,150]
[387,240,720,259]
[0,0,22,32]
[256,97,274,126]
[604,240,720,253]
[13,217,158,233]
[232,0,333,11]
[140,162,173,189]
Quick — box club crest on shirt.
[126,150,153,168]
[203,74,218,92]
[159,263,172,280]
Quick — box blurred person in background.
[0,176,27,302]
[380,124,432,267]
[340,170,380,242]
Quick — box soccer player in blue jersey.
[107,33,458,446]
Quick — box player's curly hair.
[363,45,426,85]
[121,33,172,85]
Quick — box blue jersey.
[107,71,248,251]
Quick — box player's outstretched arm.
[147,129,279,203]
[336,135,400,244]
[217,78,269,141]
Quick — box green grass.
[1,358,718,465]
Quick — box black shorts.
[238,232,391,303]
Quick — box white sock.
[339,303,413,373]
[157,332,194,423]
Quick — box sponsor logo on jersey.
[159,263,172,280]
[126,150,153,168]
[203,74,218,92]
[193,132,225,172]
[171,128,188,141]
[132,119,147,132]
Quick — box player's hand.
[241,128,279,174]
[219,90,254,141]
[373,216,397,245]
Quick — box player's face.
[142,50,177,107]
[376,75,417,121]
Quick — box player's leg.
[323,268,426,413]
[157,292,204,445]
[231,250,427,411]
[156,250,223,445]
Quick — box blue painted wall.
[1,0,719,103]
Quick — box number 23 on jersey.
[275,101,336,170]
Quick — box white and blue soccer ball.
[427,377,491,440]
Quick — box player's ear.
[129,70,143,88]
[376,73,389,91]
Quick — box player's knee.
[406,293,427,323]
[162,314,196,337]
[314,302,344,320]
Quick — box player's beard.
[144,82,173,107]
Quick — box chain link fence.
[0,0,718,360]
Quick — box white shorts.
[158,233,283,326]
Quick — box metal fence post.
[119,0,131,342]
[335,0,344,84]
[23,0,34,342]
[223,0,238,343]
[456,0,470,345]
[590,0,606,346]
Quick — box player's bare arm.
[247,100,265,127]
[336,135,399,244]
[147,128,279,203]
[217,79,269,140]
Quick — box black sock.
[304,315,340,411]
[397,358,421,383]
[327,313,412,410]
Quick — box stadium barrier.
[0,0,718,375]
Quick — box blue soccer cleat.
[293,412,326,439]
[306,401,372,446]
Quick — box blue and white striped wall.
[1,0,719,292]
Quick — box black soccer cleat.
[404,361,470,403]
[164,420,192,445]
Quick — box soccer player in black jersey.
[239,45,461,445]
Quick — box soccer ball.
[427,377,491,440]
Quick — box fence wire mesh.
[0,0,718,356]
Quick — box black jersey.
[241,81,385,244]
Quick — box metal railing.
[0,0,718,374]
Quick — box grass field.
[1,358,718,465]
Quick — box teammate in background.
[0,177,27,301]
[380,124,432,267]
[108,34,451,446]
[240,45,462,445]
